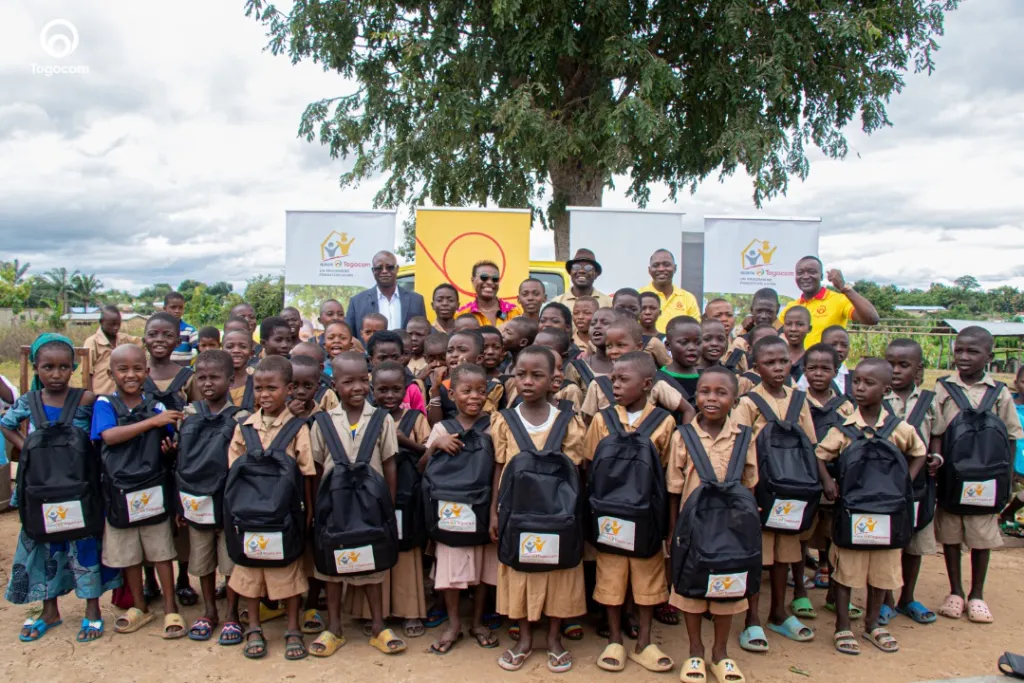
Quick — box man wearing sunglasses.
[551,248,613,309]
[345,250,426,339]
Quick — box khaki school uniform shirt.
[227,409,315,475]
[309,401,398,477]
[732,383,817,444]
[807,390,857,419]
[644,337,671,369]
[725,337,749,374]
[666,418,758,506]
[408,356,429,376]
[318,387,340,413]
[582,402,677,469]
[816,408,927,464]
[84,329,142,395]
[150,372,197,405]
[930,373,1024,439]
[492,407,586,468]
[884,386,936,441]
[551,289,613,310]
[554,384,584,412]
[581,378,683,420]
[397,409,432,445]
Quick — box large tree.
[247,0,957,258]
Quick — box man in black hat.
[551,248,613,308]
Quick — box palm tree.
[0,259,30,283]
[71,273,104,309]
[42,267,80,312]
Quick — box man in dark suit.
[345,250,427,339]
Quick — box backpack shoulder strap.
[107,394,130,419]
[724,425,754,483]
[556,398,575,413]
[396,410,419,437]
[978,382,1005,414]
[239,423,264,455]
[441,418,463,436]
[656,370,685,395]
[939,377,972,413]
[473,413,492,432]
[314,384,327,403]
[240,375,254,411]
[635,407,671,439]
[542,409,574,452]
[907,390,935,429]
[170,366,194,393]
[784,390,807,424]
[355,409,388,465]
[57,388,84,424]
[142,376,159,396]
[572,359,594,387]
[824,394,850,414]
[595,375,615,403]
[269,415,307,452]
[26,391,49,429]
[678,424,719,485]
[312,411,349,467]
[882,398,895,416]
[723,348,744,372]
[193,400,210,417]
[742,371,761,386]
[499,408,535,453]
[876,413,902,441]
[745,392,778,423]
[600,406,626,438]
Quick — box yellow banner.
[414,208,531,321]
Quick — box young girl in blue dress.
[0,334,121,642]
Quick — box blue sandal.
[77,619,104,643]
[19,618,62,642]
[739,625,769,652]
[878,604,897,626]
[767,615,814,642]
[424,608,448,628]
[897,601,937,624]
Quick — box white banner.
[702,217,820,299]
[284,210,396,288]
[568,208,687,294]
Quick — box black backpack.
[654,371,697,424]
[747,392,821,533]
[239,375,255,411]
[831,415,914,550]
[741,370,762,388]
[588,407,671,558]
[936,379,1012,516]
[569,359,594,391]
[394,410,427,551]
[593,376,616,405]
[722,348,745,373]
[810,394,852,443]
[883,390,937,530]
[672,424,761,601]
[223,416,307,567]
[100,395,171,529]
[17,389,103,543]
[314,371,333,404]
[175,402,243,530]
[496,409,582,571]
[143,367,193,412]
[312,409,399,577]
[421,415,494,546]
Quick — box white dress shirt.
[377,287,403,330]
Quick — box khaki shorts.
[933,509,1002,550]
[904,521,938,557]
[102,519,176,568]
[669,591,748,617]
[810,508,834,551]
[188,528,234,577]
[762,530,802,566]
[313,567,387,585]
[229,560,309,600]
[593,551,668,607]
[829,546,902,591]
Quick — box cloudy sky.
[1,0,1021,294]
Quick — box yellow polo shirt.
[638,283,700,333]
[778,288,855,347]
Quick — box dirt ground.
[0,512,1020,683]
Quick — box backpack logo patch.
[596,516,636,552]
[43,501,85,534]
[960,480,996,507]
[126,486,165,524]
[518,533,560,565]
[850,514,891,546]
[179,493,214,525]
[706,572,747,599]
[243,532,284,561]
[333,546,376,574]
[765,499,806,531]
[437,501,476,533]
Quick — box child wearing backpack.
[930,326,1022,624]
[308,352,404,658]
[289,341,340,413]
[782,306,811,383]
[225,356,316,660]
[175,350,248,645]
[91,343,184,639]
[0,334,120,643]
[491,346,587,673]
[700,319,755,394]
[667,366,758,683]
[582,351,676,674]
[732,335,818,652]
[816,358,927,655]
[580,307,620,375]
[427,330,485,424]
[224,329,256,409]
[882,338,940,626]
[660,316,702,403]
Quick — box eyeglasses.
[372,264,397,273]
[478,274,500,284]
[569,263,596,273]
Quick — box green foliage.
[207,281,234,298]
[246,0,958,256]
[177,279,205,298]
[138,283,173,303]
[284,284,362,325]
[182,285,229,327]
[71,273,103,308]
[244,274,285,322]
[0,261,32,313]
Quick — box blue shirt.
[90,394,173,440]
[171,319,197,364]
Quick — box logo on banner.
[741,239,778,270]
[320,231,356,262]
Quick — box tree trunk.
[549,159,604,261]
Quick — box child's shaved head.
[614,350,657,379]
[606,318,643,345]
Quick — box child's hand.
[433,433,463,455]
[429,367,447,396]
[926,454,942,477]
[416,364,433,381]
[152,410,184,427]
[822,477,838,501]
[489,511,499,543]
[287,399,307,417]
[160,436,176,454]
[741,315,755,333]
[826,268,846,291]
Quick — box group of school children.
[2,270,1022,683]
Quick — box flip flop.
[833,629,860,656]
[369,627,406,654]
[76,618,104,643]
[403,619,425,638]
[561,622,584,640]
[243,627,266,659]
[19,618,62,642]
[813,568,829,589]
[654,603,681,625]
[897,601,937,624]
[301,609,325,634]
[999,652,1024,679]
[863,627,899,653]
[708,657,746,682]
[627,643,674,673]
[937,594,965,620]
[968,598,994,623]
[283,629,307,660]
[787,574,816,589]
[163,613,187,640]
[682,657,707,681]
[824,601,864,620]
[878,604,897,626]
[790,596,817,619]
[423,608,448,628]
[470,627,499,649]
[508,624,521,641]
[739,625,769,652]
[597,642,627,672]
[309,631,345,658]
[218,621,243,646]
[546,649,573,674]
[114,607,155,634]
[497,648,533,671]
[430,631,463,655]
[766,616,814,642]
[187,617,215,641]
[482,612,503,630]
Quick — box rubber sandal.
[361,621,374,637]
[187,617,215,641]
[470,627,499,649]
[654,603,681,625]
[283,629,307,660]
[597,642,627,672]
[301,609,325,634]
[738,625,769,652]
[999,651,1024,679]
[813,568,829,589]
[508,624,521,641]
[403,619,425,638]
[218,622,243,646]
[547,649,573,674]
[878,604,897,626]
[309,631,345,658]
[824,601,864,620]
[243,627,266,659]
[682,657,707,681]
[561,622,584,640]
[429,631,463,655]
[968,598,994,623]
[833,629,860,656]
[497,648,533,671]
[787,574,815,589]
[938,594,965,620]
[176,585,199,607]
[863,627,899,653]
[766,615,814,642]
[163,613,187,640]
[897,601,937,624]
[708,657,746,683]
[483,612,503,630]
[627,643,674,673]
[114,607,155,634]
[790,596,817,619]
[423,608,448,628]
[77,618,104,643]
[19,618,62,642]
[370,627,407,654]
